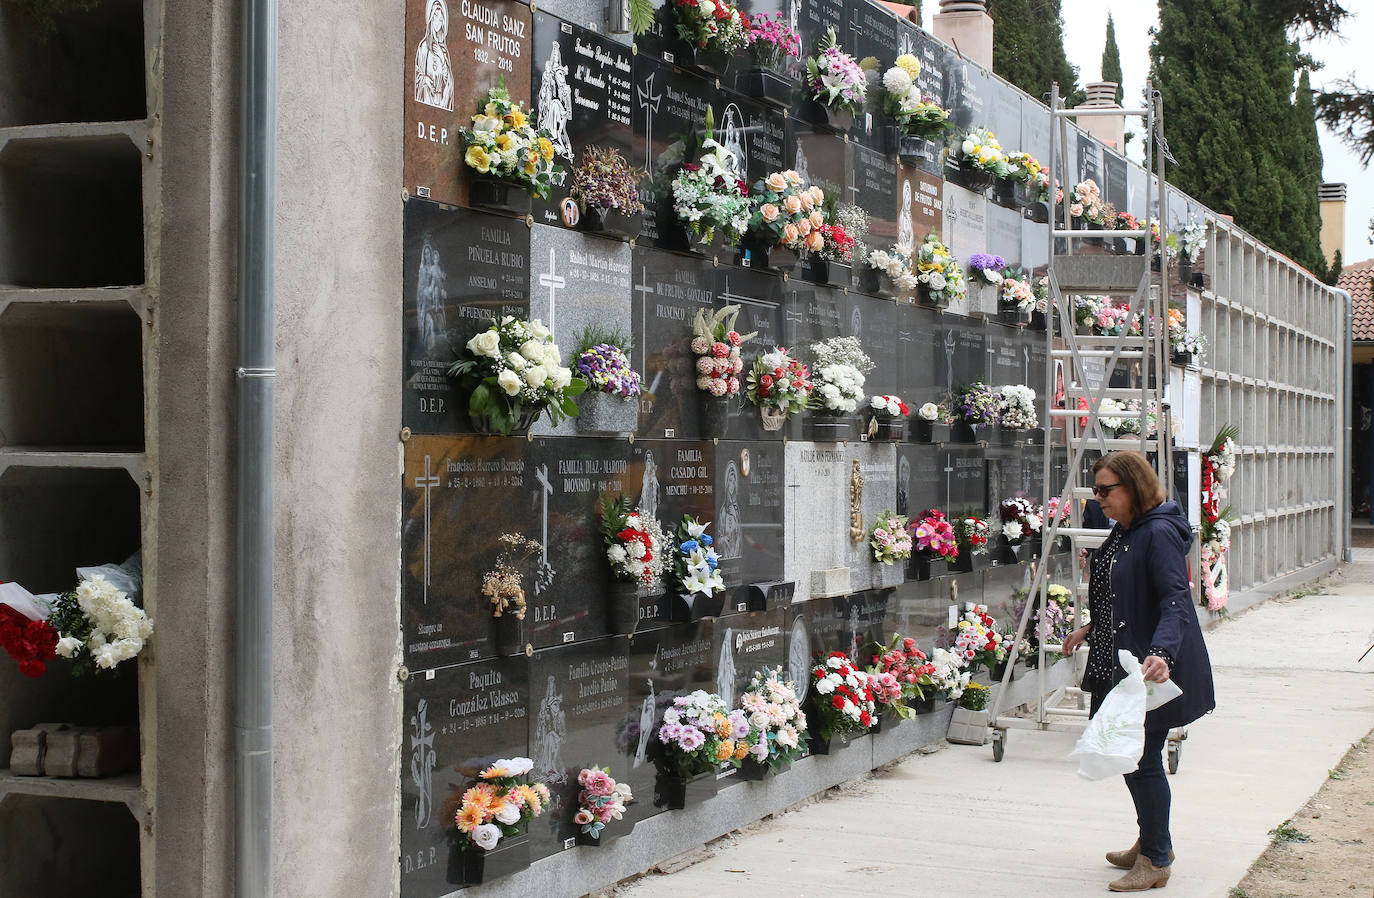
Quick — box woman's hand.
[1061,625,1091,656]
[1141,656,1171,683]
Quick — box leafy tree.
[1326,248,1343,286]
[988,0,1084,106]
[1316,79,1374,166]
[1101,14,1124,105]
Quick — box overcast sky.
[922,1,1372,264]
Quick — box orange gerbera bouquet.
[447,757,550,852]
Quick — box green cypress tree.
[1101,14,1124,105]
[1151,0,1321,267]
[989,0,1083,106]
[1290,69,1327,273]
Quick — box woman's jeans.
[1125,728,1172,867]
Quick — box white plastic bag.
[1069,650,1147,780]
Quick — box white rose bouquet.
[810,336,873,414]
[995,384,1038,430]
[867,242,920,293]
[914,233,966,307]
[448,315,586,435]
[956,127,1014,179]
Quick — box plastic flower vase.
[955,165,995,193]
[909,555,947,581]
[991,657,1017,683]
[992,424,1021,446]
[738,755,772,781]
[743,66,793,110]
[449,833,531,886]
[801,99,854,134]
[951,421,986,444]
[658,215,714,254]
[492,612,526,656]
[801,257,852,288]
[881,127,929,167]
[863,411,904,442]
[673,41,731,80]
[468,172,533,217]
[653,770,719,810]
[946,707,990,745]
[606,580,643,635]
[859,265,898,299]
[700,396,731,437]
[907,693,938,714]
[992,537,1025,567]
[468,405,539,437]
[992,177,1018,208]
[737,234,796,272]
[912,418,950,444]
[803,413,853,442]
[668,588,725,623]
[916,283,948,310]
[759,404,788,432]
[579,206,644,241]
[1171,349,1196,368]
[952,550,987,573]
[575,816,634,846]
[998,301,1032,327]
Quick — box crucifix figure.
[414,455,441,604]
[638,72,662,171]
[409,698,437,828]
[538,246,565,336]
[533,464,556,594]
[944,330,957,386]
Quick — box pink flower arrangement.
[869,510,913,565]
[573,766,633,840]
[690,305,755,398]
[747,12,801,70]
[912,509,959,561]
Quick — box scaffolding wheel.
[1166,728,1186,775]
[991,727,1006,762]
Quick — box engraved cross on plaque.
[634,265,661,398]
[534,463,556,593]
[539,245,566,335]
[944,453,955,510]
[637,72,662,171]
[414,455,442,604]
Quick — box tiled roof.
[1338,258,1374,341]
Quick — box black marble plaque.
[851,292,899,396]
[712,606,787,707]
[630,246,718,439]
[526,637,631,860]
[943,55,989,133]
[1077,130,1101,187]
[896,442,940,518]
[714,441,786,592]
[987,330,1029,386]
[795,0,847,67]
[1103,151,1128,215]
[782,279,844,350]
[988,202,1023,267]
[942,446,987,514]
[941,320,987,388]
[401,656,529,898]
[403,201,531,435]
[530,13,637,229]
[634,439,717,538]
[848,142,900,248]
[891,301,931,402]
[844,0,900,146]
[715,272,785,441]
[633,55,715,244]
[710,95,787,187]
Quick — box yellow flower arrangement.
[894,53,920,79]
[465,145,491,174]
[461,80,564,199]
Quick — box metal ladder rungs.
[1058,335,1148,347]
[1064,387,1152,401]
[1052,349,1146,359]
[1053,229,1148,239]
[1057,106,1151,118]
[1068,437,1160,451]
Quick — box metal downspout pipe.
[236,0,277,892]
[1335,288,1352,563]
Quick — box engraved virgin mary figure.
[537,41,574,171]
[898,179,915,248]
[721,105,747,174]
[788,616,811,702]
[640,450,660,524]
[944,328,957,386]
[414,236,447,357]
[794,141,810,186]
[413,0,454,111]
[716,630,737,707]
[897,456,911,517]
[717,462,741,561]
[533,676,567,782]
[633,678,657,767]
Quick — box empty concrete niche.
[0,796,140,895]
[0,135,144,288]
[0,653,139,776]
[0,467,141,594]
[0,302,144,450]
[0,0,146,127]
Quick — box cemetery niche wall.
[395,0,1159,893]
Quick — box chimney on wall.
[932,0,993,71]
[1074,81,1125,152]
[1319,182,1347,269]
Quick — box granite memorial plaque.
[794,0,847,67]
[634,439,717,542]
[943,183,987,317]
[782,277,844,350]
[906,168,944,253]
[621,621,717,821]
[849,142,900,249]
[535,0,629,39]
[942,320,987,388]
[405,0,533,209]
[1076,130,1101,187]
[847,441,899,592]
[633,56,714,245]
[942,446,987,514]
[943,55,988,132]
[712,606,786,709]
[719,95,787,187]
[403,202,531,435]
[1127,163,1150,221]
[715,270,785,441]
[987,79,1022,164]
[844,0,900,145]
[630,246,717,439]
[783,442,849,602]
[895,442,941,518]
[403,435,534,669]
[526,636,631,860]
[527,225,633,437]
[844,588,891,660]
[1020,94,1051,164]
[714,441,786,597]
[790,118,848,215]
[851,292,899,396]
[893,303,939,404]
[1103,150,1128,215]
[988,202,1023,267]
[530,14,637,229]
[401,655,529,898]
[987,330,1028,387]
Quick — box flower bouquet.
[1004,150,1050,211]
[864,394,908,441]
[599,494,671,633]
[462,82,564,213]
[1068,178,1110,237]
[881,54,951,156]
[743,12,801,108]
[952,127,1012,192]
[447,316,585,435]
[914,233,966,309]
[573,767,633,845]
[572,327,641,434]
[966,252,1005,316]
[912,399,952,443]
[670,515,726,620]
[802,28,865,132]
[669,0,749,76]
[0,598,57,678]
[447,757,549,884]
[946,681,992,744]
[951,604,1006,675]
[994,384,1038,441]
[951,513,991,573]
[869,510,913,566]
[1168,310,1207,366]
[803,221,857,286]
[863,242,920,298]
[996,497,1042,563]
[2,566,153,678]
[869,634,938,714]
[928,646,971,703]
[998,266,1035,326]
[833,203,870,266]
[742,169,825,269]
[1112,210,1145,254]
[691,304,754,433]
[668,112,751,251]
[654,690,741,807]
[481,533,542,652]
[568,146,645,238]
[806,336,872,440]
[746,346,814,430]
[951,381,998,443]
[807,652,876,750]
[910,508,958,580]
[735,666,809,778]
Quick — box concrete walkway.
[616,564,1374,897]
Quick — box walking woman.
[1062,451,1216,892]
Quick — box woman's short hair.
[1092,451,1166,517]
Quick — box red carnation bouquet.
[0,601,58,679]
[808,651,876,742]
[868,633,938,717]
